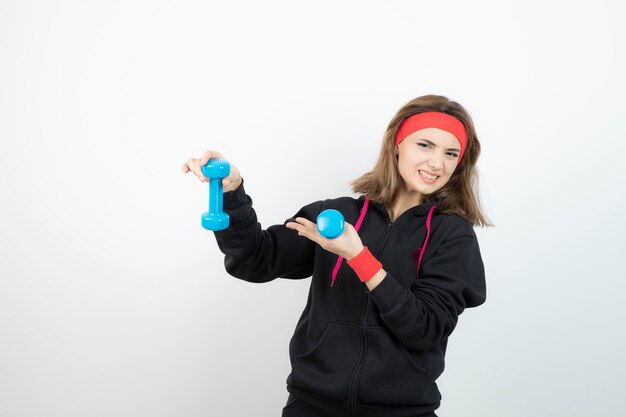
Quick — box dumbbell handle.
[207,175,223,214]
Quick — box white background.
[1,1,625,416]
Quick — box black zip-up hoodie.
[213,178,486,417]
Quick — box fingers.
[188,157,207,182]
[200,150,225,166]
[286,217,317,238]
[287,218,360,261]
[221,177,235,189]
[182,150,227,183]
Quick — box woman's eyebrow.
[418,138,460,152]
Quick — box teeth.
[419,170,438,180]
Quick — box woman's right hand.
[181,150,242,193]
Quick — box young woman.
[182,94,491,417]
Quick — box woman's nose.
[428,155,444,170]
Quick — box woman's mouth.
[418,170,439,184]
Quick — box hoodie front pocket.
[357,327,429,406]
[291,321,361,401]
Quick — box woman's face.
[395,127,461,203]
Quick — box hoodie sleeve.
[368,217,486,351]
[212,178,324,283]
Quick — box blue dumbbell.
[316,209,345,239]
[200,158,230,231]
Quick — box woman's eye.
[417,142,457,158]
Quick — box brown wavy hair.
[350,94,493,227]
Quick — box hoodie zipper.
[346,219,395,416]
[345,206,421,415]
[346,289,370,417]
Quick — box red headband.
[395,112,468,162]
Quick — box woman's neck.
[387,193,423,223]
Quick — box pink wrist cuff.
[347,246,383,283]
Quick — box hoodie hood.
[360,196,439,219]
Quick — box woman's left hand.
[285,217,364,260]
